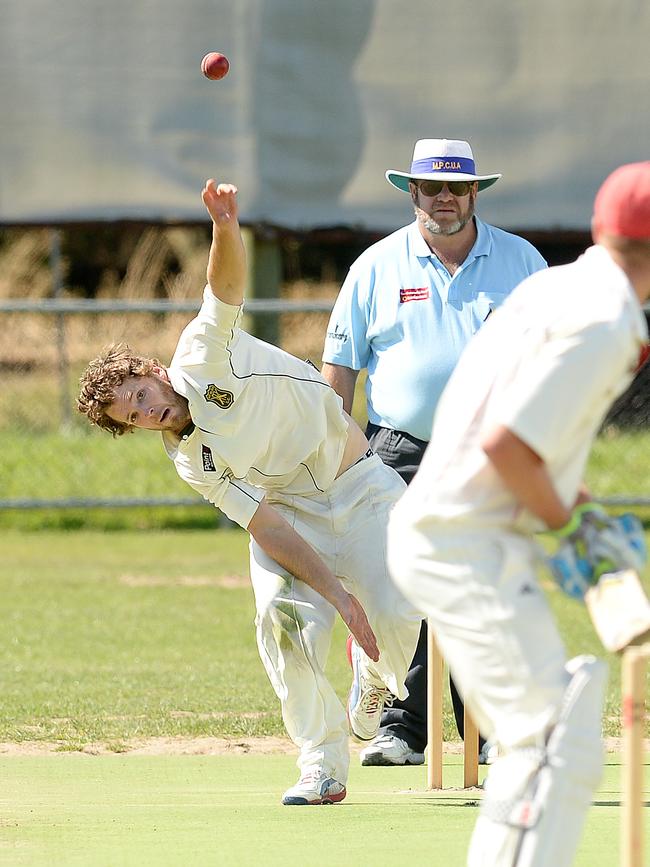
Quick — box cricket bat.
[585,569,650,653]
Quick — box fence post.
[241,226,281,345]
[50,229,72,431]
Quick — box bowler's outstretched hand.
[202,180,246,306]
[341,593,380,662]
[202,180,239,227]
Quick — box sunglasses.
[414,180,474,197]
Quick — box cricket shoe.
[281,771,347,806]
[360,734,425,766]
[346,634,394,742]
[478,741,499,765]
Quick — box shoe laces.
[298,770,323,785]
[359,680,393,714]
[372,734,405,750]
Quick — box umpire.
[321,137,547,767]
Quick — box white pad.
[468,655,606,867]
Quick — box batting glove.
[547,504,647,601]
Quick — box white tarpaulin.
[1,0,649,229]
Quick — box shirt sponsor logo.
[204,383,234,409]
[202,444,216,472]
[399,287,430,303]
[327,329,348,342]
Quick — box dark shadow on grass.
[407,798,650,810]
[593,800,650,807]
[0,507,231,532]
[409,798,482,808]
[603,759,650,767]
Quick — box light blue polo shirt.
[322,217,547,441]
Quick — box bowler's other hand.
[202,180,239,227]
[341,594,380,662]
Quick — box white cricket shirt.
[399,245,648,533]
[162,287,349,528]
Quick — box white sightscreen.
[1,0,649,229]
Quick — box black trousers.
[366,422,486,754]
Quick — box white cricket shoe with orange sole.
[282,771,347,806]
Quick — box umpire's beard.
[414,193,476,237]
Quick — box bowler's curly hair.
[77,343,161,436]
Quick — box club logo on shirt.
[400,287,430,303]
[202,444,216,472]
[204,384,234,409]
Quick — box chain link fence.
[0,298,337,518]
[2,300,649,518]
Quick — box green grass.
[0,362,648,530]
[0,428,222,530]
[2,426,649,531]
[2,428,194,500]
[0,529,272,745]
[0,753,639,867]
[586,428,650,498]
[1,528,648,748]
[0,528,647,867]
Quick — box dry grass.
[0,228,337,368]
[0,229,52,299]
[280,278,339,360]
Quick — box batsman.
[77,180,421,807]
[388,162,650,866]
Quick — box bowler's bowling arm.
[202,180,247,306]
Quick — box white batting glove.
[547,504,647,601]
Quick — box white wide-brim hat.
[386,139,502,193]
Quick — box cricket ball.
[201,52,230,81]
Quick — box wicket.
[426,630,649,860]
[622,643,650,867]
[427,623,479,789]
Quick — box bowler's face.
[107,372,191,435]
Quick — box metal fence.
[1,298,335,512]
[2,300,649,511]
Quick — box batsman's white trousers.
[250,454,422,783]
[387,512,603,865]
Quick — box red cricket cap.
[593,162,650,240]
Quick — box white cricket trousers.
[388,513,604,866]
[249,454,422,784]
[388,518,567,748]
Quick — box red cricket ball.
[201,52,230,81]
